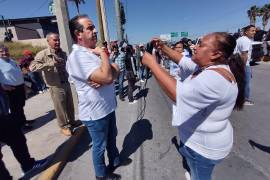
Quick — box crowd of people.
[0,12,265,180]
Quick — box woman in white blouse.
[142,32,245,180]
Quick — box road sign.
[170,32,178,38]
[181,32,188,37]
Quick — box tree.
[68,0,85,15]
[261,4,270,30]
[247,5,260,25]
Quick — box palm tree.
[261,4,270,30]
[68,0,85,15]
[247,5,260,25]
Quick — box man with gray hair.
[30,33,80,136]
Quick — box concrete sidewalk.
[58,79,184,180]
[3,61,270,180]
[58,63,270,180]
[1,91,80,179]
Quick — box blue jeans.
[28,72,46,92]
[139,66,148,80]
[245,65,252,100]
[179,142,222,180]
[82,111,120,177]
[118,70,125,98]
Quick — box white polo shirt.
[66,44,117,121]
[234,36,253,66]
[173,56,238,160]
[0,58,24,86]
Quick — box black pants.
[126,71,136,102]
[6,84,27,126]
[0,115,35,179]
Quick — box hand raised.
[89,47,105,56]
[151,38,164,49]
[142,52,157,67]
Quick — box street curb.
[38,126,86,180]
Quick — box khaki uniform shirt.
[29,48,69,87]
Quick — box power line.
[28,0,50,17]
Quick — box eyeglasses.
[86,25,95,31]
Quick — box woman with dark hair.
[142,32,245,180]
[125,45,137,104]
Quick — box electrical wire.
[136,71,149,121]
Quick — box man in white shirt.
[0,44,32,129]
[67,15,121,180]
[234,25,256,105]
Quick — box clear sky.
[0,0,269,44]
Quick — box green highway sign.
[181,32,188,37]
[170,32,178,37]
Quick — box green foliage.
[247,3,270,29]
[0,41,45,61]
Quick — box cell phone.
[145,41,154,54]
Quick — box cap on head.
[23,49,32,56]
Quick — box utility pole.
[54,0,78,115]
[96,0,105,43]
[100,0,110,44]
[114,0,124,43]
[54,0,73,54]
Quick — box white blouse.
[173,56,238,160]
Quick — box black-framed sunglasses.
[86,25,95,31]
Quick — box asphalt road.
[59,62,270,180]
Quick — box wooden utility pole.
[54,0,73,54]
[96,0,105,43]
[114,0,124,42]
[54,0,78,115]
[100,0,110,44]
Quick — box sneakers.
[60,127,73,136]
[128,100,138,104]
[244,100,254,106]
[184,171,191,180]
[22,158,48,177]
[96,173,121,180]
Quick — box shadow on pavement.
[67,130,91,162]
[119,119,153,161]
[134,88,149,100]
[249,139,270,154]
[33,126,86,180]
[23,110,56,134]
